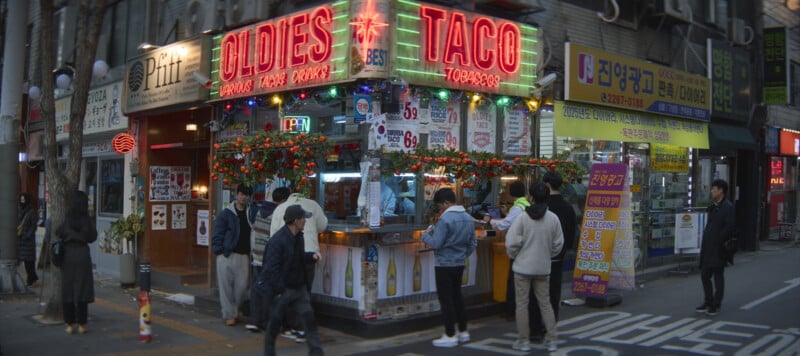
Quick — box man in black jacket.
[528,171,577,343]
[261,205,323,356]
[696,179,735,316]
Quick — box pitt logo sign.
[394,0,540,97]
[213,4,349,100]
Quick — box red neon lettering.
[310,7,332,63]
[220,33,238,81]
[420,6,446,62]
[239,30,254,77]
[444,12,469,66]
[278,18,289,69]
[256,23,276,73]
[290,13,309,67]
[472,17,495,71]
[497,22,520,74]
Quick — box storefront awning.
[708,123,756,150]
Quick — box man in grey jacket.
[506,182,564,352]
[422,188,477,348]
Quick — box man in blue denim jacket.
[422,188,477,348]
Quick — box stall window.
[100,159,124,214]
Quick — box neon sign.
[282,116,311,133]
[394,0,539,97]
[770,158,784,188]
[212,3,350,100]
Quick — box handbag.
[51,239,65,267]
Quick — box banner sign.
[779,129,800,156]
[707,39,751,121]
[393,0,541,97]
[56,82,128,141]
[565,43,711,121]
[211,3,350,100]
[425,99,460,149]
[349,0,392,79]
[763,27,788,104]
[608,186,634,291]
[674,212,705,254]
[573,163,628,298]
[650,144,689,173]
[554,101,709,148]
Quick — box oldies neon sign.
[394,0,538,97]
[215,4,347,99]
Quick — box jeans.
[264,287,323,356]
[284,263,316,331]
[63,302,88,325]
[434,266,468,337]
[514,273,557,343]
[701,267,725,307]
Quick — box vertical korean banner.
[572,163,627,298]
[608,182,634,291]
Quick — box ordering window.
[100,158,124,214]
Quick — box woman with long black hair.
[17,192,39,287]
[56,190,97,334]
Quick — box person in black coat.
[528,171,577,342]
[18,192,39,287]
[56,190,98,334]
[696,179,735,316]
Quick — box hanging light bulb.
[28,86,42,100]
[328,86,338,98]
[437,89,449,101]
[271,95,282,104]
[93,60,109,78]
[471,93,481,103]
[56,73,72,89]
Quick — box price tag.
[428,125,459,150]
[384,122,419,152]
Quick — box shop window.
[100,159,124,215]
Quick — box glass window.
[100,159,124,214]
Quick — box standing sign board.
[572,163,628,298]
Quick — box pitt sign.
[393,0,541,97]
[212,4,349,99]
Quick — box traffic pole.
[138,261,152,343]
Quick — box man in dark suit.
[696,179,735,316]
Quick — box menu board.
[149,166,191,201]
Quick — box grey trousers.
[216,253,250,320]
[514,273,558,342]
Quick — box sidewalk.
[1,240,789,355]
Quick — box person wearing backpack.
[695,179,735,316]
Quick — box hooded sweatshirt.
[505,202,564,276]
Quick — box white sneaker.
[546,340,558,352]
[457,331,470,343]
[432,334,458,348]
[512,340,531,352]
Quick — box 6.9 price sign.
[384,122,419,152]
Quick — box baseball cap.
[284,204,312,224]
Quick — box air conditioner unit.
[184,0,217,36]
[655,0,692,23]
[225,0,271,28]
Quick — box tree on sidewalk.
[37,0,107,321]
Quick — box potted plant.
[108,213,144,287]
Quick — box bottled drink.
[323,245,332,295]
[345,248,354,298]
[386,247,397,296]
[412,253,422,292]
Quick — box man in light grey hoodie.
[505,182,564,352]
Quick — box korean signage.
[212,4,349,100]
[572,163,628,298]
[56,82,128,141]
[393,0,541,97]
[124,37,211,113]
[554,101,709,148]
[763,27,788,104]
[149,166,192,202]
[707,39,751,121]
[565,43,711,121]
[770,157,785,190]
[650,144,689,173]
[779,129,800,156]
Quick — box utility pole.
[0,0,30,293]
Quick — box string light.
[271,95,282,105]
[437,89,449,100]
[471,93,481,103]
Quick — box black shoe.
[705,306,719,316]
[695,303,709,313]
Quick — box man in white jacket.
[505,182,564,352]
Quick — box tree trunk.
[39,0,107,322]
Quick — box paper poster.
[383,121,419,152]
[402,243,435,295]
[502,108,531,155]
[151,205,167,230]
[171,204,186,230]
[312,244,363,301]
[674,212,705,254]
[467,104,496,153]
[608,187,635,291]
[197,210,209,246]
[149,166,191,201]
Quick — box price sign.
[428,125,459,150]
[402,100,419,121]
[384,121,418,152]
